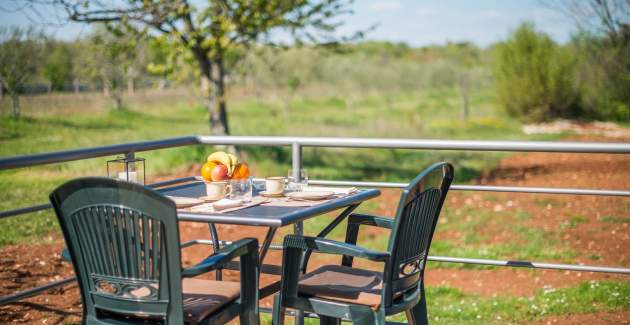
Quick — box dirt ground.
[0,135,628,324]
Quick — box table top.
[159,181,380,227]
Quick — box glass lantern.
[107,156,145,185]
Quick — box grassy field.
[0,86,541,245]
[2,87,627,324]
[260,280,630,324]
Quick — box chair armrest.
[284,235,389,262]
[343,214,394,267]
[348,213,394,229]
[182,238,259,277]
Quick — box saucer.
[166,196,204,208]
[199,195,223,202]
[259,191,285,198]
[286,191,334,201]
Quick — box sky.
[0,0,577,48]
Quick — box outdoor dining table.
[158,181,381,299]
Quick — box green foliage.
[494,23,579,122]
[42,42,74,91]
[571,31,630,121]
[235,43,492,96]
[0,26,45,117]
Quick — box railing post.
[291,142,305,325]
[291,142,303,236]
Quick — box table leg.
[208,223,222,280]
[258,227,277,267]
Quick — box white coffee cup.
[265,177,286,195]
[205,181,230,200]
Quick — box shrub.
[494,23,579,122]
[572,32,630,121]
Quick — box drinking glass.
[229,177,253,202]
[287,169,308,191]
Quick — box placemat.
[179,196,268,214]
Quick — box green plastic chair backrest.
[50,177,185,323]
[385,162,453,304]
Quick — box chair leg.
[272,294,285,325]
[320,315,341,325]
[405,284,429,325]
[239,309,260,325]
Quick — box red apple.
[211,164,229,181]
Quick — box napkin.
[213,198,243,211]
[183,196,267,214]
[262,197,333,207]
[301,186,358,195]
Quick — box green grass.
[599,215,630,224]
[260,280,630,324]
[561,215,589,228]
[366,195,577,268]
[0,86,541,245]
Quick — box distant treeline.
[1,22,628,122]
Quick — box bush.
[494,23,579,122]
[572,32,630,121]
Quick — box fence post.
[291,142,303,236]
[291,142,305,325]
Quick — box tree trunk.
[209,58,230,135]
[73,78,80,94]
[460,74,470,121]
[127,78,135,95]
[10,93,20,118]
[194,48,230,135]
[157,77,167,90]
[113,93,123,110]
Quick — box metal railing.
[1,135,629,306]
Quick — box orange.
[232,162,250,179]
[200,161,217,181]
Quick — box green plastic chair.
[50,177,260,324]
[272,162,453,325]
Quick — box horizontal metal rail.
[0,203,51,220]
[0,277,75,306]
[0,177,202,220]
[179,239,630,275]
[2,135,630,170]
[6,239,628,307]
[0,136,199,170]
[3,177,629,220]
[308,180,630,196]
[196,136,630,153]
[428,256,630,274]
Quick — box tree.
[0,26,44,118]
[47,0,356,135]
[494,23,579,122]
[84,28,139,110]
[42,42,74,91]
[544,0,629,45]
[146,36,175,90]
[543,0,630,120]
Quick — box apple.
[211,164,229,181]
